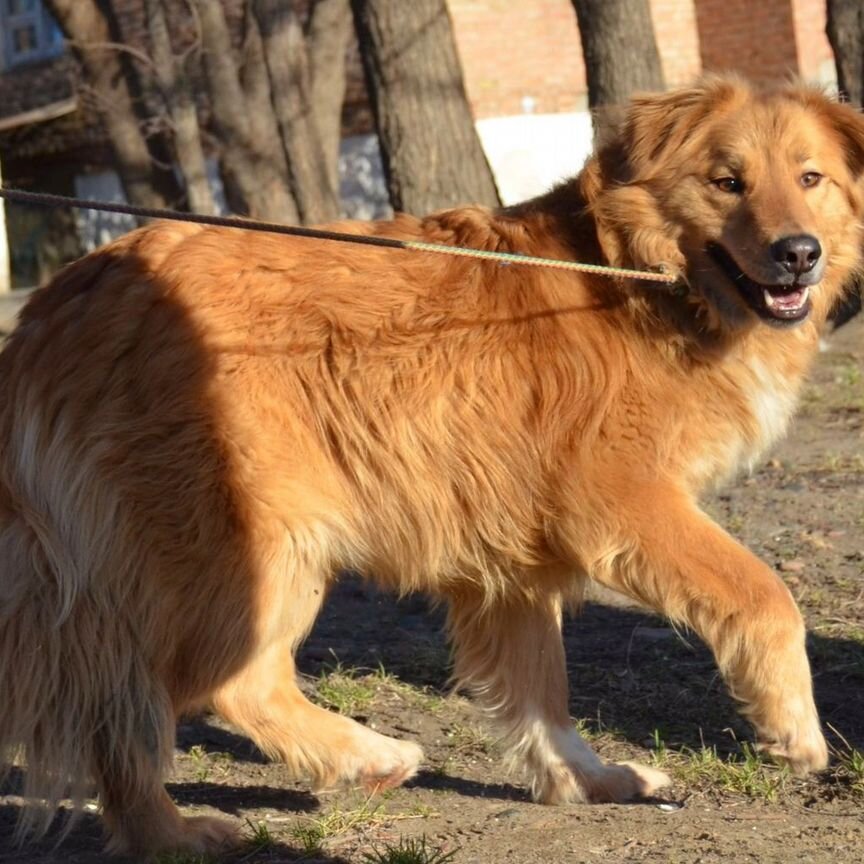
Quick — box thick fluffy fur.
[2,77,864,856]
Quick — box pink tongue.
[775,292,802,308]
[764,286,807,312]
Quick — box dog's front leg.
[446,586,669,803]
[586,484,828,774]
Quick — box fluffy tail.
[0,508,174,842]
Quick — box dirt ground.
[1,312,862,864]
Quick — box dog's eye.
[712,176,744,194]
[800,171,823,188]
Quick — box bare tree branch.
[145,0,216,214]
[252,0,342,223]
[192,0,299,220]
[44,0,183,209]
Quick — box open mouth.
[706,243,813,326]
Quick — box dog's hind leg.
[92,675,240,856]
[446,586,670,803]
[588,485,828,775]
[212,579,423,793]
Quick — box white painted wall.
[73,171,138,252]
[476,110,594,205]
[338,110,595,218]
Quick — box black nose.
[770,234,822,276]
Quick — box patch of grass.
[834,360,862,390]
[652,736,790,801]
[245,818,275,851]
[445,722,494,755]
[289,796,386,854]
[572,717,603,743]
[186,745,211,783]
[814,452,864,473]
[834,746,864,796]
[362,835,459,864]
[314,662,379,716]
[185,745,234,784]
[314,660,447,717]
[649,727,668,765]
[370,664,447,713]
[725,513,746,534]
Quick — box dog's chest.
[685,352,803,488]
[742,355,800,456]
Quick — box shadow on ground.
[0,800,352,864]
[296,574,864,757]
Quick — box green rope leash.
[0,187,677,285]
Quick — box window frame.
[0,0,64,70]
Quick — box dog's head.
[583,76,864,331]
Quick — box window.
[1,0,63,69]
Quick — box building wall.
[693,0,833,87]
[651,0,702,87]
[791,0,836,84]
[450,0,836,123]
[448,0,587,119]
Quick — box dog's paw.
[533,759,671,805]
[108,814,241,858]
[584,761,671,803]
[759,728,828,776]
[359,738,424,794]
[181,815,243,854]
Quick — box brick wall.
[651,0,701,87]
[448,0,587,119]
[694,0,800,84]
[452,0,836,120]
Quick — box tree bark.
[0,157,9,293]
[252,0,343,224]
[144,0,216,214]
[826,0,864,106]
[826,0,863,327]
[193,0,298,221]
[44,0,183,209]
[350,0,500,215]
[236,3,297,221]
[571,0,665,140]
[306,0,351,207]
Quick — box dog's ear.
[780,85,864,177]
[820,99,864,179]
[614,76,746,180]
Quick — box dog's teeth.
[763,286,809,313]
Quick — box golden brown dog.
[2,76,863,856]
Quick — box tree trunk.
[193,0,298,221]
[826,0,863,327]
[44,0,183,209]
[571,0,665,140]
[237,3,298,221]
[0,157,9,293]
[826,0,864,106]
[307,0,351,206]
[350,0,500,215]
[144,0,216,215]
[252,0,343,224]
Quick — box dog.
[1,75,863,856]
